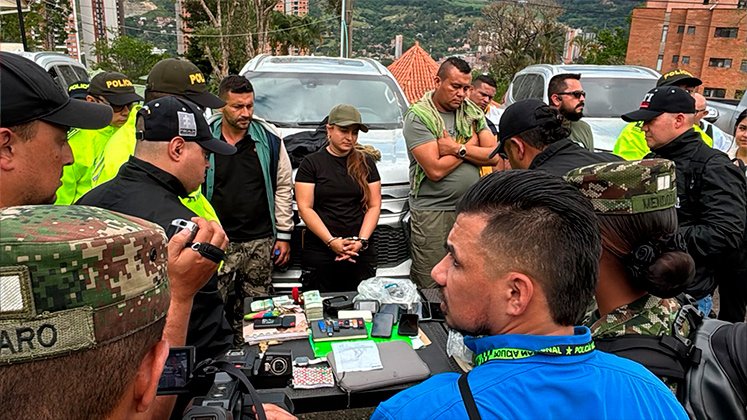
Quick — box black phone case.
[379,304,401,324]
[254,317,282,329]
[398,314,419,336]
[371,313,394,338]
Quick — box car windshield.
[582,78,657,118]
[246,72,408,128]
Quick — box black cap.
[136,96,236,155]
[621,87,696,123]
[146,59,225,109]
[489,99,561,159]
[656,69,702,88]
[67,81,90,100]
[0,52,112,128]
[89,71,143,106]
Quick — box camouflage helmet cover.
[564,159,677,215]
[0,205,170,365]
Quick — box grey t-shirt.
[403,111,480,211]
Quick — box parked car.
[502,64,660,152]
[239,55,412,289]
[710,93,746,136]
[11,51,89,95]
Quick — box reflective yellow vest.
[55,125,119,205]
[613,122,713,161]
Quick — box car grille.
[287,224,410,269]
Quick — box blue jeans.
[697,295,713,317]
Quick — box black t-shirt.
[210,134,273,242]
[295,147,380,240]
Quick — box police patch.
[177,111,197,137]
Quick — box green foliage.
[0,0,70,51]
[123,0,177,54]
[268,12,324,55]
[92,35,168,80]
[576,27,628,65]
[470,0,566,96]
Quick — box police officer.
[613,69,716,160]
[56,72,143,205]
[0,52,111,208]
[79,96,238,362]
[621,87,747,317]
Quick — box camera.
[161,347,294,420]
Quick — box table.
[244,295,464,414]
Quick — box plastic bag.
[446,329,474,371]
[354,277,421,312]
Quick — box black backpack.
[283,117,328,169]
[594,299,747,419]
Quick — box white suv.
[239,55,412,288]
[504,64,660,151]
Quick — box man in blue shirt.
[373,170,687,420]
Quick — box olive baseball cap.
[89,71,143,106]
[621,87,696,123]
[0,205,170,365]
[146,58,224,109]
[136,96,236,155]
[657,69,702,88]
[0,52,112,128]
[328,104,369,132]
[564,159,676,215]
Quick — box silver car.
[503,64,660,152]
[239,55,412,289]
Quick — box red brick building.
[626,0,747,99]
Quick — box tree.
[1,0,71,51]
[468,0,566,96]
[579,27,628,65]
[268,12,323,55]
[92,35,168,80]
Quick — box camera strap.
[473,340,595,366]
[211,361,268,420]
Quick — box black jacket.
[78,156,233,361]
[647,128,747,298]
[529,138,622,177]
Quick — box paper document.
[331,340,383,373]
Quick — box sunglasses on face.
[556,90,586,99]
[96,96,132,113]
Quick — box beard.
[562,107,584,121]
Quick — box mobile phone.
[254,317,282,329]
[428,301,446,322]
[157,346,195,395]
[379,303,403,324]
[281,315,296,328]
[398,314,419,336]
[165,218,198,244]
[371,312,394,338]
[354,299,380,313]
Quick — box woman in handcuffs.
[295,104,382,292]
[565,159,696,390]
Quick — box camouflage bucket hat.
[564,159,676,215]
[0,205,170,365]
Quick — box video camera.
[157,346,294,420]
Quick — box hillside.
[120,0,642,59]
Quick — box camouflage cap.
[0,205,170,365]
[563,159,676,215]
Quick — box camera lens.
[270,357,288,375]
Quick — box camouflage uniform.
[218,237,274,345]
[0,205,170,365]
[565,159,682,392]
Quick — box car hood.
[585,118,627,152]
[278,127,410,185]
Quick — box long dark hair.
[347,146,372,208]
[599,208,695,298]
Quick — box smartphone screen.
[398,314,419,336]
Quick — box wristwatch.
[359,237,369,251]
[457,145,467,159]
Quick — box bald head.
[691,93,707,124]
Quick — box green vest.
[55,125,119,205]
[613,122,713,161]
